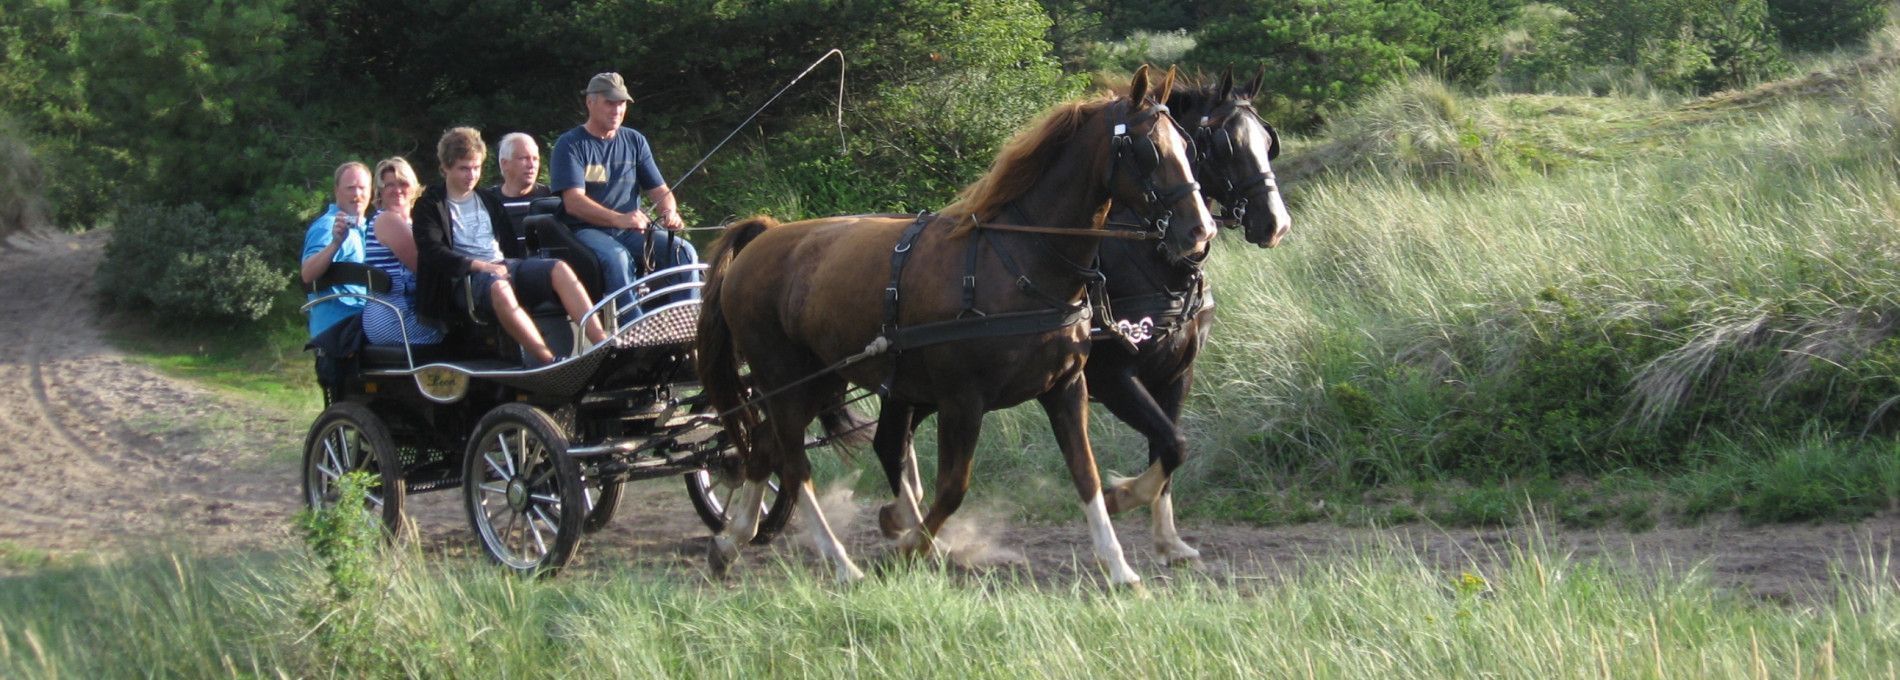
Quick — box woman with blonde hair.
[361,156,445,347]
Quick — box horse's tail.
[817,403,877,450]
[696,216,780,458]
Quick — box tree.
[1767,0,1887,52]
[1187,0,1442,131]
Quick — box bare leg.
[490,280,554,365]
[550,262,609,346]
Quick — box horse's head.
[1190,66,1291,249]
[1107,65,1216,262]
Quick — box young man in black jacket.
[411,127,608,367]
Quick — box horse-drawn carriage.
[298,65,1290,585]
[300,200,789,575]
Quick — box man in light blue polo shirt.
[300,161,373,337]
[550,71,698,313]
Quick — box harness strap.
[972,222,1161,240]
[882,213,934,337]
[961,230,982,316]
[890,305,1090,353]
[982,228,1077,311]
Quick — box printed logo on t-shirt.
[584,164,608,183]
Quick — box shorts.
[453,258,561,323]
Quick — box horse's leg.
[1038,375,1141,587]
[772,388,864,583]
[1091,362,1199,566]
[1147,368,1201,566]
[1089,362,1182,516]
[874,401,935,541]
[707,413,775,577]
[902,400,979,560]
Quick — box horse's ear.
[1247,64,1265,99]
[1159,65,1178,103]
[1218,65,1235,101]
[1129,64,1152,105]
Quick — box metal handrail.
[301,291,424,370]
[579,263,709,348]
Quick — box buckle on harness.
[885,286,899,302]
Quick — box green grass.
[2,536,1896,678]
[796,47,1900,529]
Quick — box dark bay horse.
[697,66,1213,584]
[870,69,1294,568]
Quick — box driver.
[550,72,698,313]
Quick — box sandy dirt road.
[2,229,1895,602]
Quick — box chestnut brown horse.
[697,66,1212,584]
[870,68,1293,569]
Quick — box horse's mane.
[1165,78,1227,121]
[941,97,1115,236]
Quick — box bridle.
[1191,99,1282,230]
[976,100,1203,244]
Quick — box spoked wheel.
[463,403,586,576]
[302,402,405,534]
[686,464,794,545]
[581,472,625,533]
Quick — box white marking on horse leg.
[1083,491,1141,587]
[1106,461,1167,514]
[1151,489,1201,566]
[894,446,926,534]
[727,480,767,543]
[710,480,765,576]
[795,481,864,583]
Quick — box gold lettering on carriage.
[414,366,470,403]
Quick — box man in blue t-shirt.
[550,72,698,314]
[300,161,372,337]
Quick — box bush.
[0,116,46,239]
[1316,75,1513,184]
[1186,0,1444,131]
[100,202,298,322]
[1767,0,1887,52]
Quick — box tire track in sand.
[0,230,298,553]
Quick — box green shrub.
[1316,75,1514,184]
[1768,0,1888,52]
[100,202,298,322]
[1187,0,1443,131]
[1497,4,1584,93]
[0,115,46,238]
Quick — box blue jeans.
[572,226,701,314]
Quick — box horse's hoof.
[708,536,740,578]
[877,503,905,540]
[1167,555,1205,571]
[1113,579,1151,599]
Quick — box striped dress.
[361,210,445,346]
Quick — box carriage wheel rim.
[308,421,385,511]
[693,468,774,523]
[472,424,563,570]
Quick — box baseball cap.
[584,72,633,102]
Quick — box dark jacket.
[410,184,526,325]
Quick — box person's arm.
[551,130,644,232]
[411,192,501,280]
[645,185,683,231]
[300,213,349,284]
[558,188,642,231]
[375,213,418,271]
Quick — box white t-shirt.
[448,193,502,262]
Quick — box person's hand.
[473,260,509,279]
[627,209,650,233]
[330,213,354,241]
[659,208,684,232]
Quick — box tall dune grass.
[904,65,1900,525]
[3,538,1897,678]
